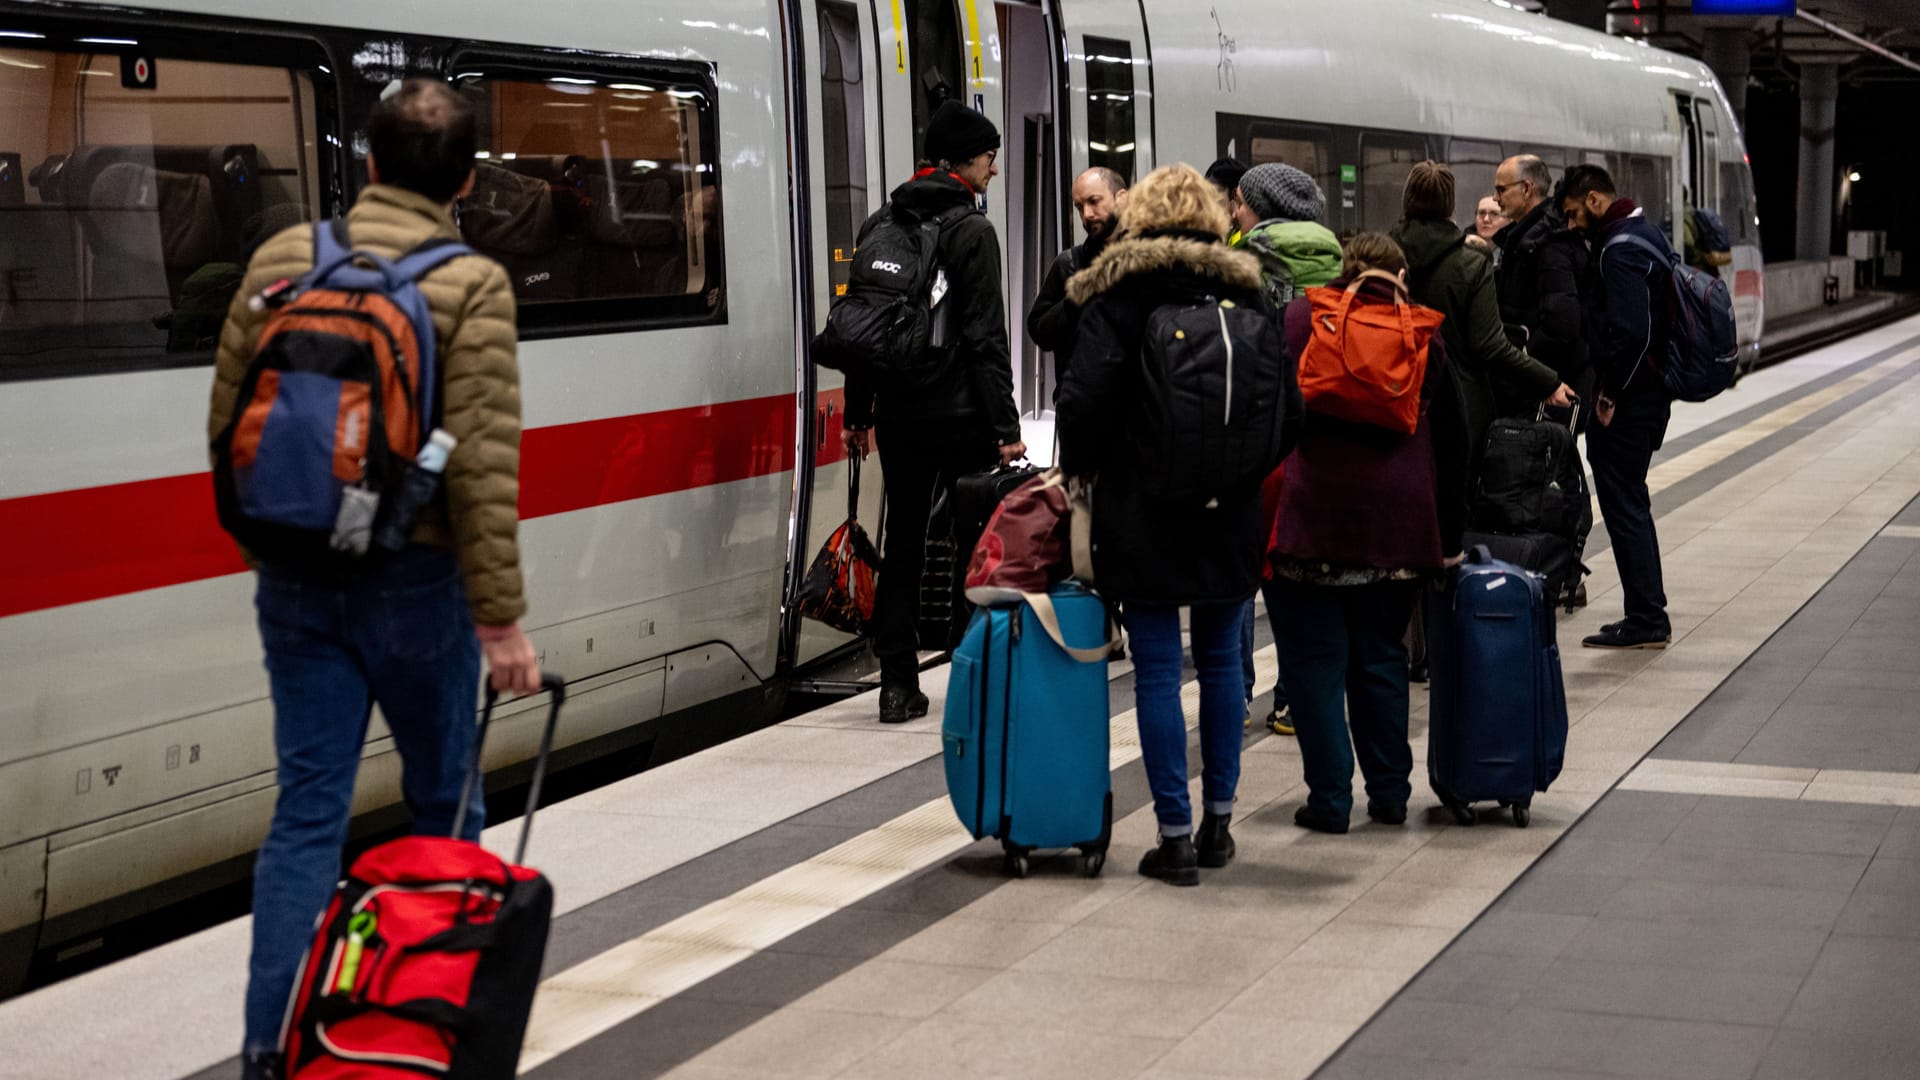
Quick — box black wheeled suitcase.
[954,462,1044,560]
[281,676,566,1080]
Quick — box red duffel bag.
[963,467,1092,606]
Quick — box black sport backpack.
[814,203,975,386]
[1134,297,1293,501]
[1605,232,1739,402]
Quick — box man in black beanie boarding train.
[842,100,1025,723]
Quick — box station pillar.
[1550,0,1608,32]
[1796,62,1839,260]
[1702,28,1752,128]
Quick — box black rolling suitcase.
[1465,404,1591,611]
[954,462,1044,561]
[281,676,567,1080]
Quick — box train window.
[451,62,725,331]
[0,41,329,381]
[1360,132,1428,230]
[1214,113,1335,216]
[1719,162,1754,243]
[1446,138,1503,232]
[1084,37,1136,184]
[1623,154,1672,230]
[820,0,870,300]
[906,0,965,162]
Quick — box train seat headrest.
[86,162,220,269]
[459,163,557,257]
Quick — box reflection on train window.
[1360,132,1428,230]
[1084,37,1136,184]
[906,0,964,163]
[1623,153,1671,231]
[1215,113,1334,218]
[1446,138,1503,232]
[1718,162,1754,243]
[820,0,870,301]
[0,44,325,379]
[451,66,724,326]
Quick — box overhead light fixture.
[1848,170,1862,182]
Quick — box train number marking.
[103,765,123,786]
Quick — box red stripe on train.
[0,389,847,620]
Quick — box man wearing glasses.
[1491,154,1593,423]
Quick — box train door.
[793,0,890,666]
[1691,96,1721,217]
[999,0,1064,435]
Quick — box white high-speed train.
[0,0,1758,987]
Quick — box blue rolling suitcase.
[1426,546,1568,827]
[942,582,1114,877]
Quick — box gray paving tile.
[1663,797,1895,857]
[643,821,862,900]
[1499,869,1632,916]
[1450,910,1591,959]
[1630,841,1871,892]
[1559,917,1829,977]
[1855,855,1920,895]
[532,996,774,1078]
[1400,948,1558,1010]
[1011,922,1296,986]
[1877,811,1920,860]
[688,1005,916,1077]
[1561,792,1702,842]
[1475,1006,1771,1079]
[943,967,1241,1040]
[1735,741,1920,773]
[1531,837,1659,878]
[1832,890,1920,941]
[1753,1027,1920,1080]
[1782,934,1920,1035]
[677,950,863,1009]
[766,909,942,961]
[1530,955,1805,1027]
[1799,664,1920,692]
[1340,999,1511,1063]
[1599,878,1852,931]
[840,1017,1173,1080]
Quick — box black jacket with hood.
[1585,201,1673,400]
[1059,228,1297,607]
[843,170,1020,444]
[1494,200,1592,408]
[1026,230,1109,383]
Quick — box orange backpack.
[1296,270,1444,435]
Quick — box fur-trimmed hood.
[1066,231,1264,306]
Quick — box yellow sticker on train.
[890,0,906,73]
[961,0,985,85]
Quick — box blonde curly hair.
[1114,163,1231,242]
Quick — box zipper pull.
[335,910,377,994]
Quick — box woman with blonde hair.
[1059,163,1300,884]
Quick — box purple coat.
[1269,278,1471,574]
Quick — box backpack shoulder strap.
[1602,231,1674,268]
[305,218,361,284]
[391,238,475,283]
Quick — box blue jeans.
[1270,577,1418,819]
[243,548,483,1054]
[1127,602,1246,835]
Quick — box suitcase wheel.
[1511,804,1532,828]
[1447,801,1478,827]
[1081,849,1106,877]
[1001,842,1031,879]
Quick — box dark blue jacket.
[1586,204,1673,399]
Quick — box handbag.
[963,468,1093,607]
[796,458,882,634]
[1296,270,1443,435]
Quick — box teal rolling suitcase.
[942,582,1113,877]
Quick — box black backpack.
[1134,297,1292,501]
[815,203,975,386]
[1469,407,1594,610]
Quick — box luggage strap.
[306,992,481,1037]
[1019,590,1121,664]
[1027,468,1096,586]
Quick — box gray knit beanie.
[1238,163,1326,224]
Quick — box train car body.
[0,0,1758,987]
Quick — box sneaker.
[1138,833,1200,886]
[879,685,930,723]
[1581,623,1670,650]
[1267,705,1295,737]
[1195,813,1236,868]
[240,1051,284,1080]
[1243,700,1253,734]
[1367,800,1408,826]
[1293,804,1350,834]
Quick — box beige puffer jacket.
[208,184,526,626]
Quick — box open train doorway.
[998,0,1063,436]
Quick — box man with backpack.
[838,100,1024,724]
[1560,164,1674,650]
[1027,166,1127,389]
[207,79,540,1080]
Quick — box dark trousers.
[1270,577,1420,819]
[1586,392,1672,633]
[872,420,997,687]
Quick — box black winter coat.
[844,171,1021,443]
[1493,201,1592,412]
[1025,232,1109,387]
[1584,202,1673,400]
[1058,230,1297,608]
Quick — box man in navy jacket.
[1561,164,1673,650]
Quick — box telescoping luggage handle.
[452,673,567,866]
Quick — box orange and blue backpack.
[212,221,472,563]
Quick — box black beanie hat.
[1205,158,1248,195]
[923,100,1001,167]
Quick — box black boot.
[1294,804,1350,834]
[879,685,929,724]
[240,1050,284,1080]
[1137,834,1200,886]
[1195,813,1236,868]
[1367,800,1408,825]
